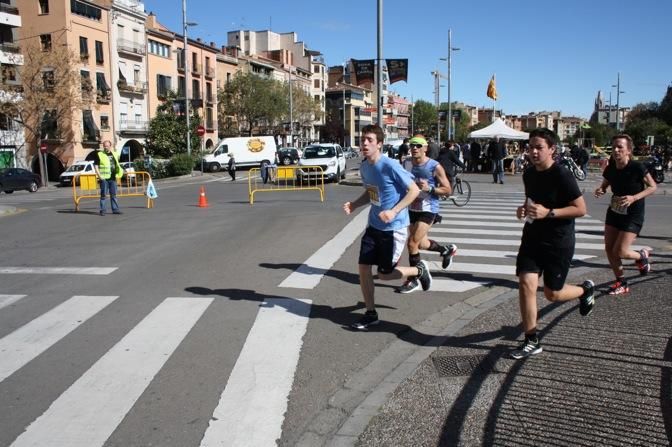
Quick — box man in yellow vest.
[93,140,123,216]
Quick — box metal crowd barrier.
[72,171,155,212]
[248,165,325,204]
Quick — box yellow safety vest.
[97,150,122,180]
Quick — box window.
[314,95,320,102]
[313,65,319,74]
[177,76,185,98]
[314,79,320,89]
[192,79,200,99]
[117,24,124,39]
[80,70,91,92]
[82,110,99,142]
[79,36,88,58]
[148,40,170,58]
[42,70,55,91]
[96,72,110,97]
[206,82,213,102]
[176,49,185,70]
[2,65,17,83]
[226,73,231,84]
[100,115,109,130]
[71,0,101,21]
[40,110,58,139]
[156,74,171,98]
[95,41,103,64]
[39,0,49,14]
[40,34,52,51]
[133,67,140,83]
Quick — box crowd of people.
[344,124,656,360]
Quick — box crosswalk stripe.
[0,267,117,275]
[434,220,603,230]
[430,227,603,240]
[201,298,311,447]
[0,295,119,383]
[279,207,368,289]
[0,294,25,310]
[421,249,595,261]
[428,278,489,292]
[437,213,602,223]
[11,297,213,447]
[428,261,515,276]
[430,236,624,251]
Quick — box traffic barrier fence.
[72,171,155,211]
[248,165,324,204]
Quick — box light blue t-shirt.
[360,155,414,231]
[404,158,440,213]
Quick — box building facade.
[0,0,24,168]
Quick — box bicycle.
[441,170,471,207]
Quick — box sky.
[143,0,672,119]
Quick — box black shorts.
[409,210,441,225]
[605,209,644,235]
[358,226,407,274]
[516,241,574,291]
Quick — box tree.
[319,108,344,144]
[657,85,672,125]
[145,91,201,158]
[412,100,436,136]
[0,42,94,176]
[453,109,471,142]
[288,82,322,143]
[218,72,286,136]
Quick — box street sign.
[196,125,205,137]
[39,143,47,154]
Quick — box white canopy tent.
[468,118,529,140]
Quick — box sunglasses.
[410,143,424,149]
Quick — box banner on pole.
[352,59,375,86]
[386,59,408,84]
[486,75,497,100]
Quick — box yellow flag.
[486,75,497,100]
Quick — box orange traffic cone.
[198,186,209,208]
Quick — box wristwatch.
[548,209,555,218]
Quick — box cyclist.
[437,141,466,199]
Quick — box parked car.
[297,143,347,183]
[119,161,136,185]
[277,147,301,165]
[0,168,41,193]
[59,160,96,186]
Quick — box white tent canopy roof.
[468,118,529,140]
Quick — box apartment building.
[325,75,373,148]
[107,0,148,161]
[215,45,238,137]
[555,116,584,142]
[227,29,324,144]
[385,93,410,140]
[593,90,629,131]
[0,0,24,168]
[18,0,114,176]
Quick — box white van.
[202,136,277,172]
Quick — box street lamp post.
[182,0,191,158]
[288,66,293,147]
[440,29,459,141]
[612,72,624,132]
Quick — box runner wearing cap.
[397,135,458,293]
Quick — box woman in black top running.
[594,134,657,295]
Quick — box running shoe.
[635,249,651,276]
[350,310,379,330]
[397,278,421,294]
[608,280,630,295]
[440,244,458,269]
[579,280,595,316]
[417,260,432,291]
[511,337,542,359]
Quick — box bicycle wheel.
[450,179,471,207]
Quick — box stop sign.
[196,125,205,137]
[39,142,47,154]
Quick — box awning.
[83,110,99,141]
[118,67,126,83]
[96,72,110,94]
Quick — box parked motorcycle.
[556,152,586,181]
[645,154,665,183]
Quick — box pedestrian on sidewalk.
[512,128,595,359]
[227,153,236,181]
[343,124,432,330]
[487,138,506,184]
[93,140,123,216]
[437,141,466,193]
[396,135,457,294]
[594,133,657,295]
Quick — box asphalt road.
[0,165,670,446]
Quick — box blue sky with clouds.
[144,0,671,119]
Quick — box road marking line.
[426,278,489,292]
[200,298,311,447]
[279,208,368,289]
[436,213,602,223]
[10,297,213,447]
[0,295,119,383]
[0,294,26,310]
[433,220,603,229]
[0,267,117,275]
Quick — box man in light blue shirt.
[343,124,433,330]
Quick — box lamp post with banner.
[197,124,205,174]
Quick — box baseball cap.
[408,136,427,146]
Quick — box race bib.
[365,185,381,206]
[610,195,628,215]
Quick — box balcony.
[117,80,148,94]
[0,42,20,54]
[117,39,145,57]
[206,93,215,104]
[119,119,148,133]
[191,62,201,76]
[204,66,215,78]
[0,4,21,28]
[177,62,185,72]
[96,91,111,104]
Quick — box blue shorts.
[358,226,407,274]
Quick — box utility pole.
[288,66,293,146]
[612,72,624,132]
[182,0,191,158]
[376,0,383,128]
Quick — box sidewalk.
[356,261,672,446]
